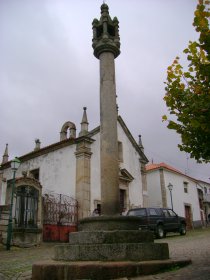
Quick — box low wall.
[12,227,42,247]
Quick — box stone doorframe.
[14,176,43,228]
[5,176,43,247]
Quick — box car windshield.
[127,209,146,216]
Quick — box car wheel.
[155,224,165,239]
[180,223,186,235]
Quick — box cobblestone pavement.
[131,226,210,280]
[0,227,210,279]
[0,242,54,280]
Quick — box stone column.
[99,52,119,215]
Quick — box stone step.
[32,259,192,280]
[54,242,169,262]
[79,215,144,231]
[69,230,153,244]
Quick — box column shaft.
[99,52,119,215]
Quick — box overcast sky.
[0,0,209,182]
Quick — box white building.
[0,111,148,245]
[146,162,205,229]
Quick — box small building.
[146,162,205,229]
[0,111,148,246]
[196,180,210,224]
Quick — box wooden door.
[185,205,192,230]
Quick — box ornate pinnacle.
[92,4,120,59]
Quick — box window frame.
[15,185,39,228]
[183,182,189,194]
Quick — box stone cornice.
[87,126,100,137]
[75,136,95,144]
[119,168,134,182]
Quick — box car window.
[149,208,159,216]
[162,209,170,217]
[127,209,146,216]
[168,209,177,217]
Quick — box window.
[108,24,115,36]
[183,182,188,193]
[118,141,123,162]
[30,169,39,181]
[163,209,170,217]
[96,25,103,38]
[96,203,101,215]
[127,208,146,217]
[15,186,39,228]
[149,208,159,216]
[167,209,177,217]
[120,189,126,212]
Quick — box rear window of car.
[127,208,147,217]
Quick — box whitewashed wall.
[147,169,201,223]
[1,122,144,213]
[164,170,200,221]
[117,123,143,208]
[1,144,76,205]
[147,170,162,207]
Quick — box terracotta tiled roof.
[146,162,210,185]
[146,162,183,175]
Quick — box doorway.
[184,205,192,230]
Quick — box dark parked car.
[127,207,186,238]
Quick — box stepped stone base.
[69,230,153,244]
[32,259,192,280]
[32,216,190,279]
[55,230,169,262]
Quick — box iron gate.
[43,192,78,242]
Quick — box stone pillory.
[31,5,182,279]
[92,4,120,59]
[92,4,121,215]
